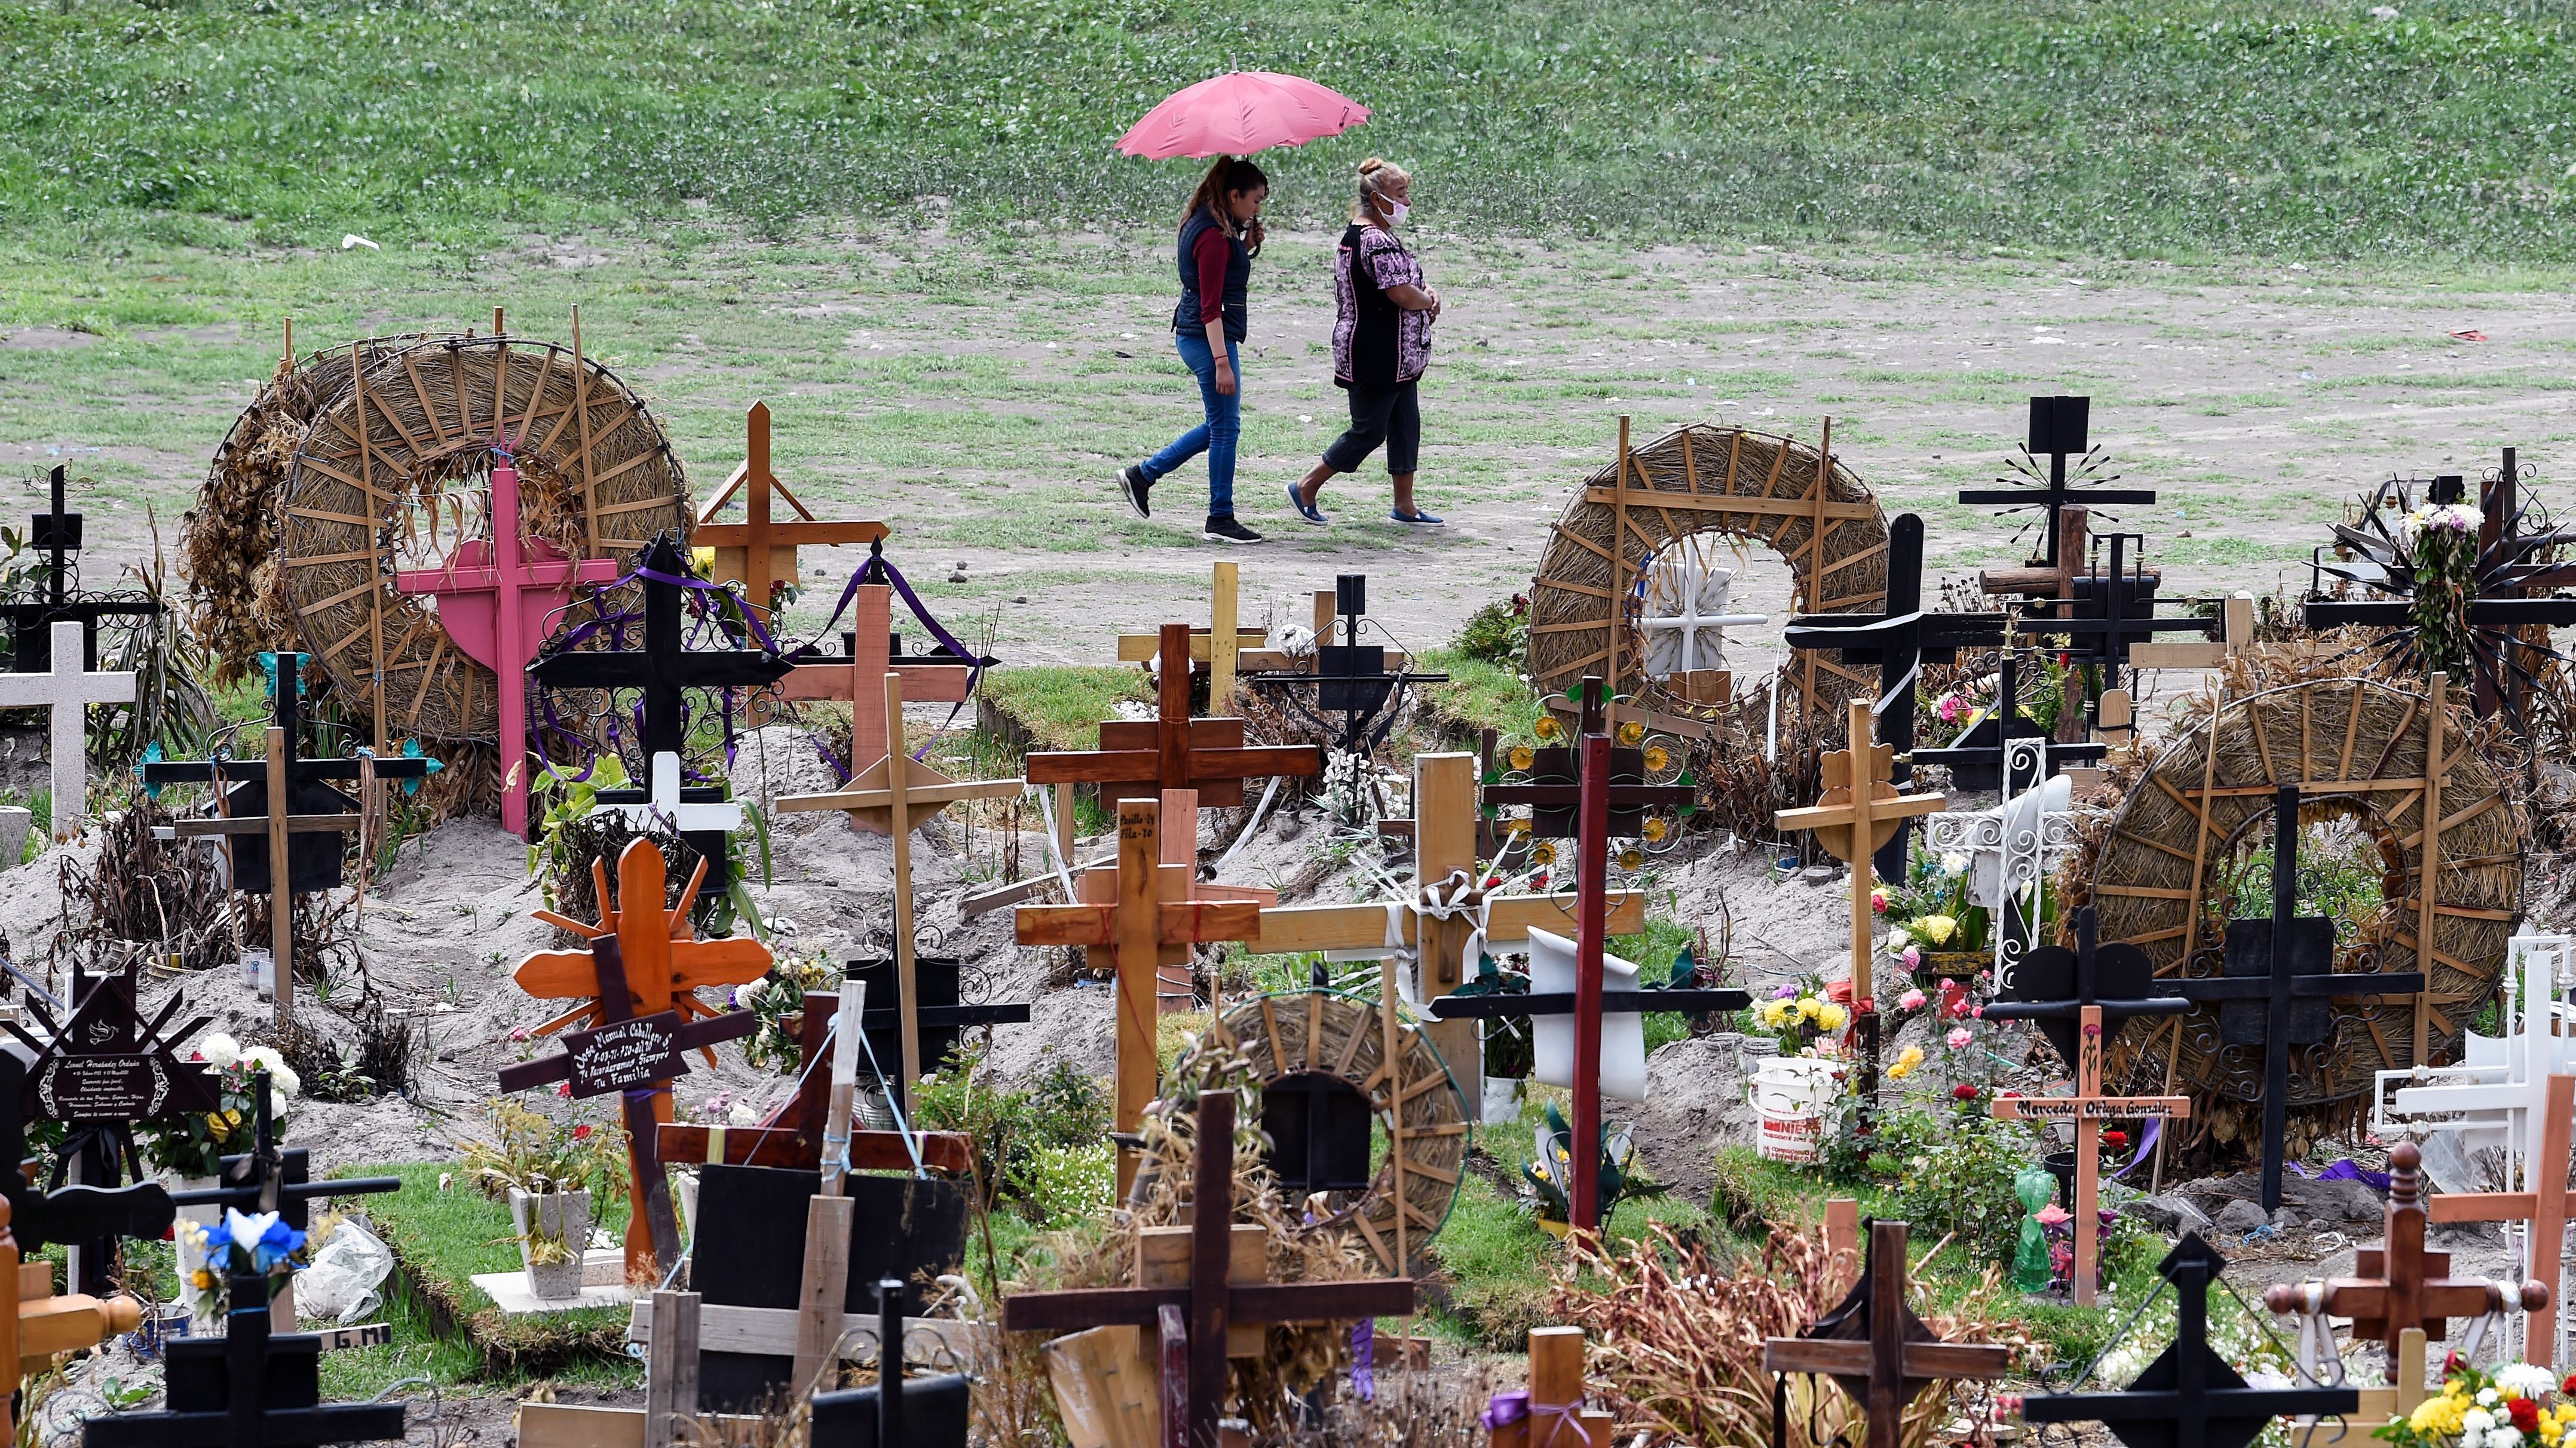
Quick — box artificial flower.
[1817,1003,1849,1031]
[238,1045,301,1099]
[1901,943,1921,969]
[1798,998,1824,1022]
[1940,851,1969,878]
[1898,989,1928,1011]
[2103,1130,2130,1150]
[2514,1397,2544,1434]
[1916,915,1958,946]
[728,1102,761,1127]
[1946,1026,1973,1050]
[1870,889,1887,913]
[1887,1045,1925,1081]
[1952,1082,1980,1102]
[197,1032,241,1070]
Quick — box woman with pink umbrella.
[1108,73,1370,543]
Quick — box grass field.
[7,1,2576,259]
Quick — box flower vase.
[509,1189,592,1300]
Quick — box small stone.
[1012,594,1027,604]
[2271,1206,2304,1229]
[437,1048,457,1062]
[2214,1199,2270,1235]
[947,572,967,584]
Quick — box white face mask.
[1378,195,1410,225]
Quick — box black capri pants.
[1321,379,1420,475]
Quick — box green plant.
[911,1049,1113,1226]
[1521,1099,1635,1227]
[1453,596,1530,669]
[458,1100,627,1207]
[1818,1095,2043,1266]
[736,951,837,1073]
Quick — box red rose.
[2511,1397,2541,1434]
[1952,1083,1979,1102]
[556,1081,572,1099]
[573,1124,593,1141]
[2102,1131,2129,1149]
[2562,1372,2576,1396]
[2447,1351,2467,1373]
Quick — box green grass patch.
[975,665,1151,756]
[1409,646,1546,751]
[332,1162,640,1383]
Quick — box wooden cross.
[1782,514,2005,879]
[81,1269,407,1447]
[1000,1088,1416,1448]
[1489,1326,1616,1448]
[1956,396,2157,572]
[142,654,435,1024]
[164,1070,400,1331]
[393,445,620,836]
[1016,797,1264,1197]
[2421,1072,2576,1364]
[1244,574,1447,754]
[500,837,773,1278]
[1988,994,2191,1306]
[5,465,157,674]
[1762,1219,2012,1448]
[2,965,213,1293]
[1113,562,1284,713]
[529,534,792,907]
[770,575,985,780]
[1032,622,1321,814]
[777,671,1022,1089]
[693,401,888,626]
[653,986,974,1174]
[2023,1233,2355,1448]
[1774,701,1947,1083]
[2275,1140,2544,1375]
[2171,784,2427,1211]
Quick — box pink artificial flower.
[1898,989,1928,1011]
[509,1026,529,1042]
[1946,1026,1974,1050]
[556,1081,572,1099]
[1901,944,1921,969]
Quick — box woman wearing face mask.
[1287,157,1442,527]
[1116,155,1269,545]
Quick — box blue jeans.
[1138,331,1239,518]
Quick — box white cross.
[0,621,134,843]
[591,751,745,838]
[2376,929,2576,1186]
[1924,747,2080,983]
[1636,540,1766,679]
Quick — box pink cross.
[773,582,973,820]
[396,453,621,835]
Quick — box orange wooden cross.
[2426,1072,2576,1365]
[1015,797,1261,1197]
[1990,1005,2191,1306]
[694,401,888,625]
[509,838,773,1278]
[770,580,979,780]
[2306,1141,2545,1373]
[1028,623,1321,813]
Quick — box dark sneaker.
[1117,464,1152,519]
[1390,508,1445,526]
[1287,480,1330,525]
[1203,514,1265,544]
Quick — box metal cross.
[1956,395,2155,570]
[1245,574,1448,755]
[6,465,156,674]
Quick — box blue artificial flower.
[135,741,164,797]
[252,1215,306,1274]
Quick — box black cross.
[528,533,791,903]
[2171,784,2427,1212]
[138,652,435,894]
[167,1072,402,1228]
[81,1268,407,1447]
[2021,1233,2356,1448]
[2,964,217,1293]
[809,1280,972,1448]
[1912,644,2105,793]
[1956,397,2157,570]
[841,957,1031,1112]
[1784,514,2008,878]
[1763,1219,2014,1448]
[1427,975,1751,1024]
[1480,678,1696,840]
[1246,575,1447,754]
[1983,905,2190,1073]
[8,465,157,673]
[0,1045,177,1295]
[2019,533,2219,695]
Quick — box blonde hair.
[1352,157,1412,222]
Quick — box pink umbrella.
[1116,71,1369,160]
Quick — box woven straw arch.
[2093,677,2522,1110]
[1206,987,1465,1278]
[1524,424,1888,717]
[278,335,691,741]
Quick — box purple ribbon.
[1482,1391,1530,1430]
[1350,1319,1375,1401]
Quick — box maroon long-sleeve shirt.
[1192,225,1232,327]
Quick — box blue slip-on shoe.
[1287,481,1330,526]
[1390,508,1445,526]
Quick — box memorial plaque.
[564,1011,683,1097]
[32,1053,172,1120]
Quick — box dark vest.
[1173,211,1251,343]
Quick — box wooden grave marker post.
[499,839,772,1278]
[526,534,793,909]
[3,965,215,1294]
[1017,798,1264,1198]
[81,1268,407,1447]
[2419,1072,2576,1365]
[393,444,620,836]
[1114,562,1284,713]
[768,570,988,779]
[777,671,1022,1090]
[142,652,434,1024]
[693,401,889,627]
[2171,784,2428,1212]
[0,620,131,842]
[1783,513,2006,879]
[2266,1141,2544,1375]
[1001,1089,1416,1448]
[1487,1325,1616,1448]
[1774,701,1947,1094]
[1982,905,2192,1305]
[2024,1234,2356,1448]
[1762,1220,2013,1448]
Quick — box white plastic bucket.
[1481,1076,1523,1123]
[1748,1057,1837,1164]
[1756,1103,1824,1163]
